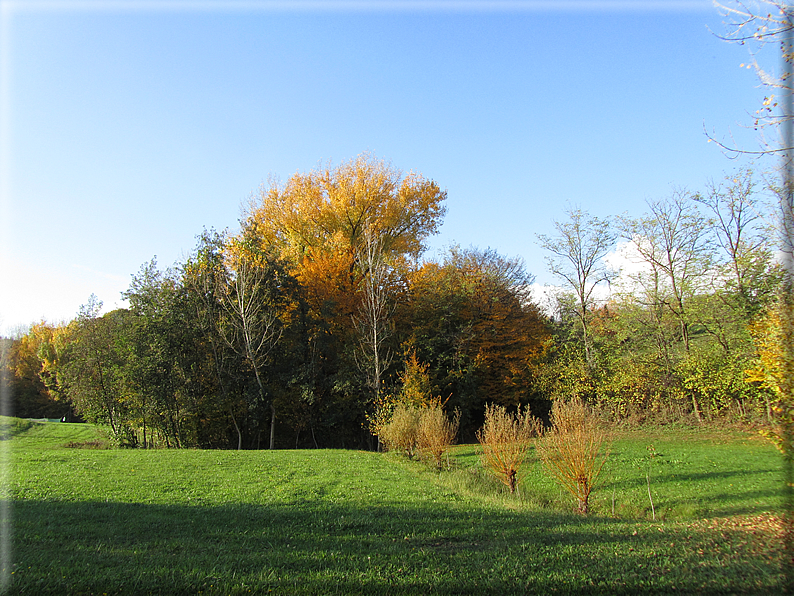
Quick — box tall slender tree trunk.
[230,406,242,450]
[269,403,277,450]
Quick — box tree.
[183,229,250,450]
[404,247,550,437]
[697,169,782,318]
[477,403,540,494]
[537,207,616,367]
[713,10,794,534]
[711,1,794,156]
[57,296,133,444]
[747,296,794,450]
[217,236,291,450]
[4,321,72,419]
[536,399,609,515]
[123,258,219,448]
[246,153,447,265]
[353,227,397,411]
[619,193,714,421]
[619,191,713,356]
[241,154,446,447]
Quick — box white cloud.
[0,261,129,336]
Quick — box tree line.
[1,155,787,450]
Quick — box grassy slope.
[446,428,782,519]
[5,418,786,595]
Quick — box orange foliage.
[407,252,551,408]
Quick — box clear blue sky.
[0,0,778,335]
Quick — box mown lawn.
[4,418,787,595]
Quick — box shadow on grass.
[9,498,784,595]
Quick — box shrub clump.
[477,403,541,494]
[379,402,421,458]
[535,399,610,514]
[376,351,459,465]
[417,398,460,469]
[380,399,460,467]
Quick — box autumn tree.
[2,321,72,419]
[246,153,446,265]
[404,246,550,437]
[241,154,446,446]
[747,296,794,449]
[244,153,445,340]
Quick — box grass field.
[4,418,787,594]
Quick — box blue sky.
[0,0,779,334]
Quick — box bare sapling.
[536,399,610,514]
[417,398,461,469]
[645,444,658,521]
[477,403,541,494]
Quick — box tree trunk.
[230,406,242,450]
[269,403,276,450]
[311,423,318,449]
[691,392,703,423]
[507,469,517,494]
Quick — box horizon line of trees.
[1,155,788,451]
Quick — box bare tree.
[619,191,713,355]
[709,1,794,155]
[217,238,285,450]
[697,169,781,314]
[353,226,395,413]
[537,207,615,367]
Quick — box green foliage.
[55,297,136,444]
[677,347,768,422]
[12,160,789,447]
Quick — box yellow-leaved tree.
[242,154,447,443]
[747,298,794,454]
[246,153,446,265]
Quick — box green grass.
[440,428,783,520]
[4,418,787,594]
